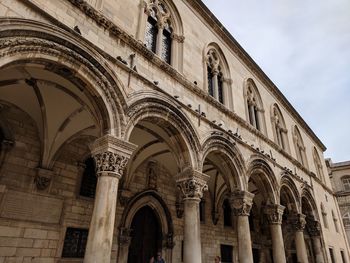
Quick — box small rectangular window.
[220,244,233,263]
[62,227,89,258]
[329,248,336,263]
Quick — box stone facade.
[0,0,349,262]
[327,159,350,246]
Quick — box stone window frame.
[292,126,308,169]
[136,0,184,71]
[243,78,267,134]
[313,147,325,182]
[342,212,350,227]
[341,176,350,191]
[61,226,89,259]
[270,103,290,153]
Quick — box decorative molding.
[229,190,254,216]
[306,220,321,237]
[292,213,307,232]
[34,168,54,191]
[93,151,128,177]
[175,167,209,200]
[264,204,285,225]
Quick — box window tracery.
[343,212,350,226]
[293,126,308,168]
[144,0,173,64]
[206,48,225,104]
[271,104,288,151]
[342,176,350,191]
[313,148,324,182]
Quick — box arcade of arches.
[0,6,348,263]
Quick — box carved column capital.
[264,204,285,225]
[175,167,209,201]
[90,135,137,178]
[307,219,321,237]
[229,190,254,216]
[292,213,307,232]
[171,33,185,43]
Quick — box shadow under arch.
[118,190,174,262]
[124,95,200,181]
[280,174,301,213]
[0,17,128,137]
[247,157,278,204]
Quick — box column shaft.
[312,236,325,263]
[270,224,286,263]
[212,72,219,100]
[295,231,309,263]
[183,199,201,263]
[237,216,254,263]
[85,174,119,263]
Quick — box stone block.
[16,248,41,257]
[33,239,49,248]
[0,226,22,237]
[23,229,47,239]
[0,247,16,256]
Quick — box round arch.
[247,157,278,204]
[301,188,319,221]
[280,175,301,214]
[200,134,246,191]
[0,18,127,137]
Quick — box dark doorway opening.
[127,206,162,263]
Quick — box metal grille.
[79,157,97,198]
[145,17,158,53]
[62,228,89,258]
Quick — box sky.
[202,0,350,162]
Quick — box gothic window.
[62,227,88,258]
[321,203,328,228]
[79,157,97,198]
[332,210,339,232]
[342,176,350,191]
[245,79,265,133]
[223,199,232,227]
[313,148,324,181]
[144,1,173,64]
[271,104,288,151]
[343,212,350,226]
[293,126,308,168]
[206,48,225,104]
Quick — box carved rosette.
[292,214,307,232]
[229,190,254,216]
[94,151,128,178]
[307,220,321,237]
[264,204,285,225]
[119,227,132,247]
[90,135,137,179]
[175,168,209,201]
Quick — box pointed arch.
[271,103,290,152]
[293,126,308,168]
[313,147,325,182]
[301,188,319,221]
[280,175,301,213]
[203,42,233,108]
[243,78,266,134]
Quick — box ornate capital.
[119,227,132,247]
[264,204,285,225]
[292,213,307,231]
[34,168,53,191]
[229,190,254,216]
[307,219,321,237]
[172,33,185,43]
[175,167,209,200]
[90,135,137,178]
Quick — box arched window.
[79,157,97,198]
[223,199,232,227]
[271,104,289,151]
[244,79,265,133]
[204,44,233,108]
[293,126,308,168]
[342,176,350,191]
[313,147,325,182]
[343,212,350,226]
[140,0,184,66]
[321,203,328,228]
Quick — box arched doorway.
[127,206,162,263]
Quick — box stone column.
[84,135,137,263]
[156,23,164,56]
[293,214,309,263]
[265,204,286,263]
[176,167,209,263]
[307,220,325,263]
[229,190,255,263]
